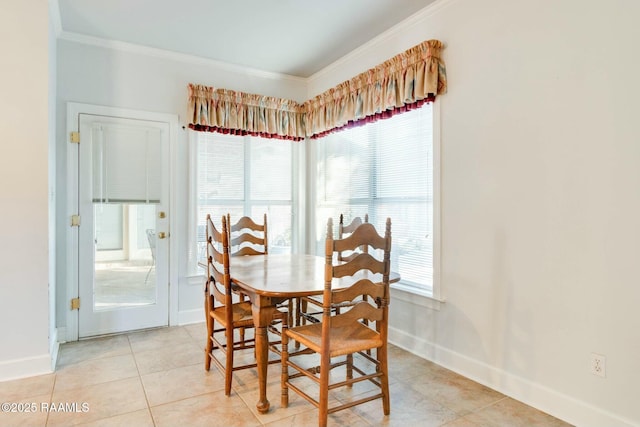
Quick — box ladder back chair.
[338,213,369,261]
[226,213,268,307]
[338,213,373,335]
[226,213,268,303]
[227,213,294,329]
[227,213,268,256]
[281,217,392,427]
[297,214,369,326]
[204,214,286,395]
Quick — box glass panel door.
[93,203,157,310]
[78,113,169,338]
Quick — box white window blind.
[316,104,434,292]
[191,131,294,273]
[91,123,162,203]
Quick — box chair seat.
[210,301,254,328]
[286,321,382,358]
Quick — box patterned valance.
[304,40,447,138]
[187,39,446,140]
[187,84,306,141]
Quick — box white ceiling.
[55,0,436,78]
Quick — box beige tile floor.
[94,261,156,309]
[0,323,572,427]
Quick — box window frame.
[187,131,300,276]
[187,100,442,306]
[311,100,442,304]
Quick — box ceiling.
[55,0,436,78]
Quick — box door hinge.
[70,297,80,310]
[70,131,80,143]
[71,214,81,227]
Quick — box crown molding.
[57,30,306,83]
[53,0,452,89]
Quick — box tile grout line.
[127,332,158,427]
[464,395,509,418]
[232,382,271,427]
[44,374,57,426]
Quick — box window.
[315,103,437,295]
[189,131,295,274]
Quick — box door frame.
[66,102,179,341]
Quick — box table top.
[228,253,399,298]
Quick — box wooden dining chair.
[227,213,268,256]
[338,213,369,261]
[226,214,268,307]
[297,214,369,326]
[204,214,286,396]
[227,213,294,330]
[226,213,268,303]
[281,217,392,427]
[338,213,373,336]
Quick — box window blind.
[194,132,293,268]
[316,104,434,291]
[91,123,162,203]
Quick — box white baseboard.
[0,328,63,382]
[0,353,54,383]
[178,309,204,325]
[388,326,637,427]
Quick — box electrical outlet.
[590,353,606,378]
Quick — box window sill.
[186,273,205,287]
[390,282,444,310]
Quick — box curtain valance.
[187,84,306,141]
[187,39,446,140]
[304,39,446,138]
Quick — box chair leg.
[204,293,213,371]
[224,326,234,396]
[300,299,308,326]
[346,353,353,387]
[294,299,300,327]
[287,299,294,328]
[281,323,289,408]
[319,352,330,427]
[205,315,213,371]
[378,344,390,415]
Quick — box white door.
[77,113,170,338]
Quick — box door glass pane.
[95,204,123,250]
[93,203,157,310]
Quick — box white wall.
[55,40,309,328]
[309,0,640,425]
[0,0,52,380]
